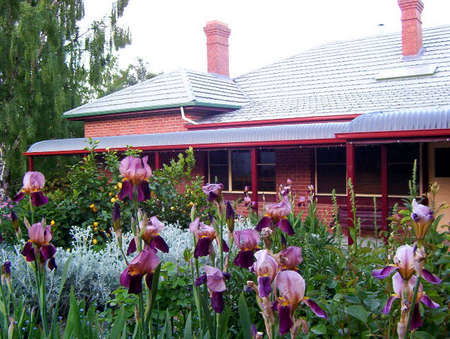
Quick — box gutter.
[180,106,198,125]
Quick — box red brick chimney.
[203,21,231,77]
[398,0,424,56]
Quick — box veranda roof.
[25,107,450,156]
[25,122,350,155]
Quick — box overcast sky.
[85,0,450,77]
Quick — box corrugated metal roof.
[63,70,248,118]
[26,122,350,154]
[349,107,450,132]
[27,107,450,154]
[199,25,450,124]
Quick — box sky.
[84,0,450,77]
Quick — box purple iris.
[140,216,169,253]
[13,171,48,206]
[120,249,160,294]
[118,156,152,202]
[21,222,57,270]
[277,246,303,270]
[233,229,260,269]
[253,250,279,297]
[195,265,229,313]
[189,218,228,258]
[202,183,224,202]
[274,270,327,335]
[411,199,434,240]
[255,197,294,235]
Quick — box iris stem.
[29,196,34,224]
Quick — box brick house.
[26,0,450,238]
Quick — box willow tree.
[0,0,131,191]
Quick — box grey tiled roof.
[198,25,450,124]
[63,70,248,118]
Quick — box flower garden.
[0,147,447,338]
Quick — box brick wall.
[84,112,199,137]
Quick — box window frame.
[314,145,423,198]
[207,150,277,194]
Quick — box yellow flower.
[116,182,122,189]
[111,197,117,203]
[89,203,95,209]
[50,220,56,226]
[93,222,99,227]
[92,239,98,245]
[108,192,113,196]
[188,201,194,207]
[170,206,175,211]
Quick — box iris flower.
[372,244,441,284]
[202,183,224,202]
[233,229,260,268]
[127,215,169,255]
[21,222,56,270]
[255,197,294,235]
[195,265,229,313]
[189,218,229,258]
[13,172,48,206]
[120,249,160,294]
[253,250,279,297]
[411,199,434,241]
[274,270,327,335]
[382,272,439,329]
[118,156,152,202]
[277,246,303,271]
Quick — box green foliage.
[0,0,131,192]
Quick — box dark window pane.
[388,143,419,163]
[231,151,251,191]
[317,148,345,163]
[258,165,276,191]
[259,150,275,164]
[316,148,346,194]
[210,165,228,188]
[210,151,228,164]
[356,146,380,194]
[317,164,346,194]
[435,148,450,177]
[388,164,413,195]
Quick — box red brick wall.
[84,112,196,137]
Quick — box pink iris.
[253,250,279,297]
[189,218,229,258]
[382,273,439,331]
[275,270,327,335]
[120,249,160,294]
[372,244,441,284]
[21,222,56,270]
[233,229,260,268]
[195,265,229,313]
[255,197,294,235]
[277,246,303,270]
[118,156,152,202]
[13,171,48,206]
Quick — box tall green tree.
[0,0,131,192]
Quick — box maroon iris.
[140,216,169,253]
[233,229,260,269]
[21,222,57,270]
[189,218,228,258]
[255,197,294,235]
[13,171,48,207]
[195,265,229,313]
[118,156,152,202]
[277,246,303,270]
[120,249,160,294]
[202,183,224,202]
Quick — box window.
[208,150,276,192]
[356,146,380,194]
[388,144,420,194]
[316,147,346,194]
[434,148,450,177]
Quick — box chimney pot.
[204,21,231,77]
[398,0,424,57]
